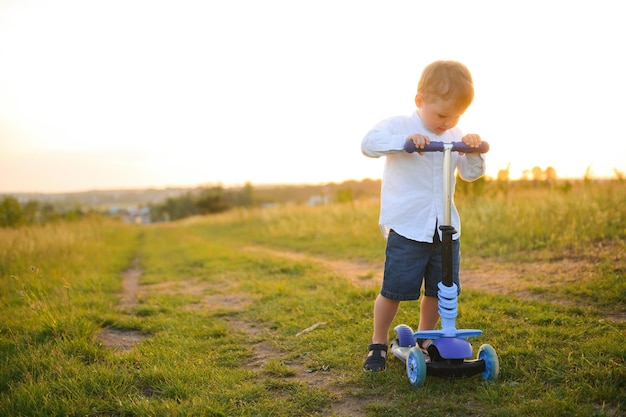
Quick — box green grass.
[461,183,625,258]
[1,182,624,416]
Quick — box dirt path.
[119,258,142,310]
[241,246,383,288]
[95,259,149,352]
[109,245,621,320]
[241,245,625,323]
[242,246,576,294]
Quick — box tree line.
[149,183,253,222]
[2,167,622,228]
[0,197,87,228]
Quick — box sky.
[1,0,625,193]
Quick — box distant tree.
[545,166,557,182]
[524,166,557,187]
[228,182,254,207]
[497,163,511,182]
[149,202,168,222]
[148,186,232,222]
[40,203,61,223]
[158,193,197,221]
[545,166,557,187]
[0,197,96,227]
[22,200,40,224]
[175,193,198,219]
[531,166,545,182]
[195,186,229,214]
[0,196,24,228]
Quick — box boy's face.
[415,94,465,135]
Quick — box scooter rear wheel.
[406,347,427,386]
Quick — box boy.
[361,60,486,371]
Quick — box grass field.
[1,181,624,416]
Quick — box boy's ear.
[414,93,424,108]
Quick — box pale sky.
[1,0,625,193]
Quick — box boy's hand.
[407,134,430,156]
[460,134,481,155]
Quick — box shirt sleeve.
[361,118,407,158]
[457,153,486,181]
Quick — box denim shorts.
[380,229,460,301]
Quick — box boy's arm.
[457,133,486,181]
[361,119,407,158]
[458,153,486,181]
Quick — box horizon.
[1,1,624,194]
[2,172,622,197]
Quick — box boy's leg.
[417,295,439,331]
[364,294,399,371]
[364,229,428,370]
[417,295,439,348]
[372,294,400,345]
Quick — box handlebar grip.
[404,139,489,154]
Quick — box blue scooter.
[389,139,499,386]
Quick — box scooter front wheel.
[394,324,416,347]
[406,347,427,386]
[478,344,499,381]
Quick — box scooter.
[389,139,499,386]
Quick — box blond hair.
[417,61,474,110]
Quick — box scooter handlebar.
[404,139,490,154]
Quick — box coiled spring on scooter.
[437,282,459,336]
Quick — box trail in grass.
[241,245,625,322]
[241,246,383,288]
[119,257,142,310]
[240,245,548,295]
[96,258,149,351]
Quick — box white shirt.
[361,110,486,242]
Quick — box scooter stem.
[439,144,458,333]
[441,144,455,289]
[443,144,453,226]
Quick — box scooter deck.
[390,339,429,363]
